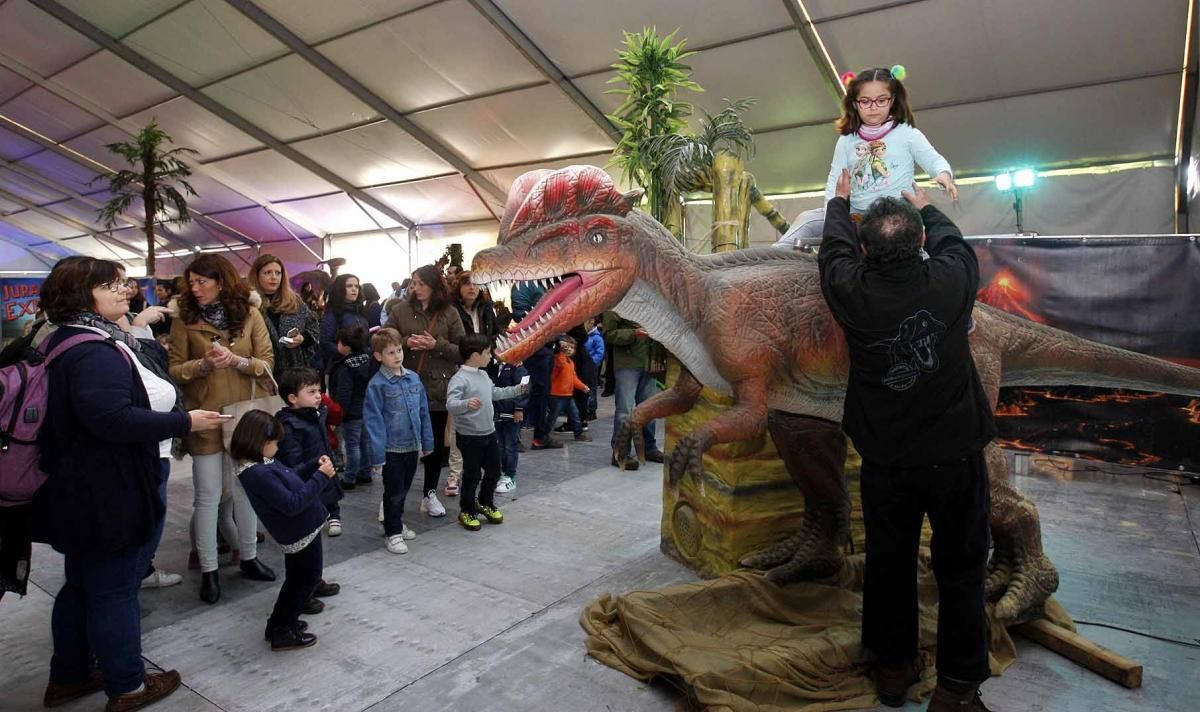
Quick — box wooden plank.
[1015,619,1144,689]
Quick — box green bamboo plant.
[94,121,197,276]
[606,27,703,237]
[647,98,791,252]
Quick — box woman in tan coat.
[385,264,465,518]
[168,254,276,604]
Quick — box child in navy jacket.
[491,359,528,494]
[328,326,375,489]
[232,410,338,652]
[276,368,343,536]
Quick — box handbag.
[221,370,283,452]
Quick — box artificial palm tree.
[606,27,703,237]
[95,121,197,276]
[648,98,790,252]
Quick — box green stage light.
[1013,168,1036,188]
[995,172,1013,191]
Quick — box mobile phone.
[286,327,300,338]
[519,375,530,386]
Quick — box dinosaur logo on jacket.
[873,309,946,391]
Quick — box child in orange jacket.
[546,335,591,442]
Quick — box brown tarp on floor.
[581,554,1073,711]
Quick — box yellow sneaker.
[477,503,504,524]
[457,511,481,531]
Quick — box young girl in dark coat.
[231,410,339,651]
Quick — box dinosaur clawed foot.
[987,547,1059,624]
[743,505,848,584]
[612,419,646,471]
[667,433,705,487]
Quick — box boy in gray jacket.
[445,334,528,531]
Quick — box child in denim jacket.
[363,328,434,554]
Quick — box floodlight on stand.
[1013,168,1036,188]
[994,172,1013,191]
[994,167,1038,235]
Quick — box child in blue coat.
[232,410,338,651]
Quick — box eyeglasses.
[855,96,893,109]
[100,279,131,293]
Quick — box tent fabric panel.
[280,192,404,235]
[56,0,190,38]
[128,96,263,160]
[491,0,793,77]
[121,0,289,87]
[292,121,456,188]
[0,126,44,162]
[318,0,547,114]
[0,170,67,204]
[53,49,176,116]
[0,1,98,76]
[365,175,495,226]
[203,54,381,142]
[0,65,34,105]
[251,0,432,45]
[201,205,315,243]
[15,150,104,194]
[408,84,614,168]
[205,149,339,203]
[0,87,104,142]
[820,0,1186,108]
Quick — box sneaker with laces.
[494,475,516,494]
[574,432,592,442]
[477,503,504,524]
[401,523,417,540]
[420,491,447,517]
[458,511,482,531]
[141,569,183,589]
[386,534,408,554]
[326,519,342,537]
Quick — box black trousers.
[268,537,323,634]
[421,410,449,495]
[860,451,991,684]
[526,345,554,438]
[456,432,501,515]
[382,451,419,537]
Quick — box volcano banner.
[970,236,1200,472]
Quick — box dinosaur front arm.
[615,369,704,467]
[652,377,770,487]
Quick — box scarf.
[200,302,228,331]
[857,119,895,141]
[66,311,141,353]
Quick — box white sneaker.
[401,523,417,540]
[386,534,408,554]
[327,519,342,537]
[140,569,183,588]
[494,476,515,494]
[420,491,446,517]
[378,501,384,523]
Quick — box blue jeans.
[341,419,371,484]
[50,526,158,696]
[611,367,659,454]
[546,395,583,435]
[496,419,520,478]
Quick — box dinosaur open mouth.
[472,270,597,356]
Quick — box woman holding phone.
[169,254,277,604]
[249,254,320,377]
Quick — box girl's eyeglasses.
[855,96,893,109]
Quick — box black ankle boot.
[199,571,220,604]
[239,557,277,582]
[264,620,308,641]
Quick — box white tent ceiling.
[0,0,1192,272]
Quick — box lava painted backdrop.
[972,236,1200,471]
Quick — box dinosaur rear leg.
[741,411,850,583]
[614,367,703,470]
[984,445,1060,622]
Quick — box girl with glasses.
[826,67,958,214]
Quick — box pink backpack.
[0,332,130,506]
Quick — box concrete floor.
[2,397,1198,711]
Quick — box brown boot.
[871,658,921,707]
[927,681,992,711]
[43,670,103,707]
[104,670,181,712]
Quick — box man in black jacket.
[819,170,995,712]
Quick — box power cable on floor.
[1070,619,1200,649]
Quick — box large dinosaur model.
[470,166,1200,622]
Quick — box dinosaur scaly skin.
[471,166,1200,622]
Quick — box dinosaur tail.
[987,305,1200,396]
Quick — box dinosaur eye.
[588,230,606,245]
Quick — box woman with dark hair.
[35,257,225,710]
[361,282,383,328]
[249,254,320,377]
[168,254,277,604]
[319,273,370,372]
[452,271,497,341]
[385,264,465,517]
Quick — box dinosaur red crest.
[499,165,641,244]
